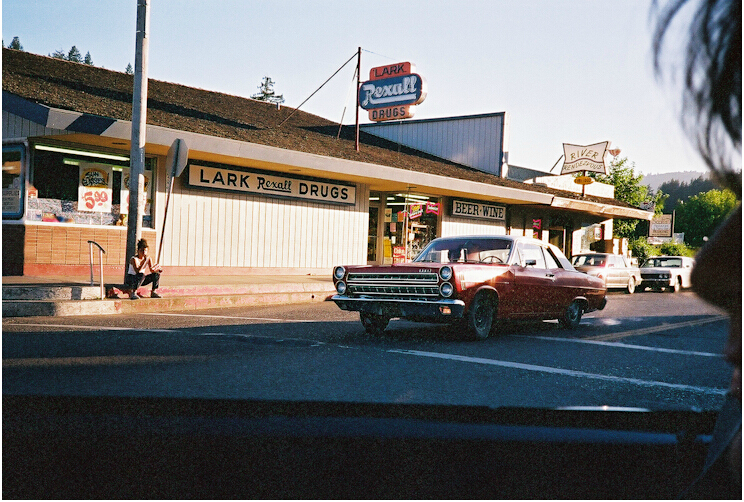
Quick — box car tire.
[669,277,681,293]
[559,300,583,329]
[360,312,389,335]
[626,277,636,294]
[467,291,496,340]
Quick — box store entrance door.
[380,193,441,264]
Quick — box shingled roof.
[3,48,637,209]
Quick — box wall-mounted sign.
[561,141,610,175]
[189,164,356,205]
[451,199,506,221]
[360,62,427,122]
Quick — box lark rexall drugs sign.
[189,165,356,205]
[360,62,427,122]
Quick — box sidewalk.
[2,273,336,317]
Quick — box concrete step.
[2,287,335,317]
[3,285,104,301]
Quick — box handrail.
[87,240,106,300]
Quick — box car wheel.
[360,312,389,335]
[669,277,681,293]
[559,300,583,329]
[626,277,636,294]
[467,291,496,340]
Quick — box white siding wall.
[161,178,369,269]
[441,216,506,237]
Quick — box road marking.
[583,315,729,341]
[388,349,727,396]
[3,354,209,368]
[3,323,176,333]
[510,335,722,357]
[140,312,325,322]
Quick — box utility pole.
[355,46,361,152]
[125,0,150,280]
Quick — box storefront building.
[2,49,651,277]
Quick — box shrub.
[659,241,693,257]
[629,237,658,262]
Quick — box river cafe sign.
[189,164,356,205]
[358,62,427,122]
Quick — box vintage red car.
[332,235,607,339]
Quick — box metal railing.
[88,240,106,300]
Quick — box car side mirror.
[525,259,537,267]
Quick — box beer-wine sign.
[359,62,427,122]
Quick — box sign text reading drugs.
[189,165,356,205]
[452,200,505,221]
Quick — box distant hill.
[641,171,709,190]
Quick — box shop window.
[28,144,154,227]
[2,145,24,219]
[383,193,440,263]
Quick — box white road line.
[509,335,722,357]
[3,323,176,333]
[388,349,727,396]
[584,315,729,341]
[140,312,324,322]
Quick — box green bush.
[629,237,658,262]
[659,241,693,257]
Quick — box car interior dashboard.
[3,394,728,499]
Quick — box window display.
[2,146,24,218]
[28,145,154,227]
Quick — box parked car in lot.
[640,256,695,293]
[571,252,641,294]
[332,235,606,340]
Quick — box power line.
[277,52,358,127]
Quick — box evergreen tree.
[125,63,134,75]
[67,46,82,63]
[8,37,23,51]
[84,51,93,65]
[251,76,285,104]
[51,49,67,59]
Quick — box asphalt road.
[3,290,732,411]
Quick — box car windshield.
[643,258,683,268]
[2,2,736,441]
[571,254,607,267]
[414,237,513,263]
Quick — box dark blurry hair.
[137,239,149,250]
[653,0,742,197]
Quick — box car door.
[510,242,555,316]
[607,255,628,288]
[541,245,575,313]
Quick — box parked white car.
[639,256,696,293]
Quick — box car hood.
[641,267,674,274]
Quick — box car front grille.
[642,273,670,279]
[346,272,441,300]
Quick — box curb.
[3,289,335,317]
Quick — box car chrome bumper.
[332,295,466,320]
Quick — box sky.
[2,0,711,177]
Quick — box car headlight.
[440,282,453,298]
[333,266,346,280]
[439,266,453,281]
[335,281,347,295]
